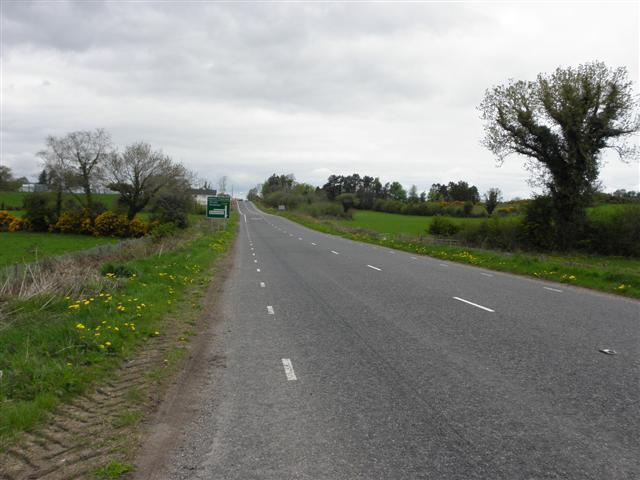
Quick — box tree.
[0,166,28,191]
[38,128,113,215]
[408,185,419,203]
[480,61,639,248]
[335,193,358,213]
[106,142,186,220]
[38,169,48,185]
[484,188,502,216]
[388,181,407,202]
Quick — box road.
[158,201,639,479]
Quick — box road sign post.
[207,196,231,219]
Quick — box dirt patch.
[0,243,235,480]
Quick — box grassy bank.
[0,191,120,211]
[0,215,237,448]
[0,232,118,267]
[256,204,639,300]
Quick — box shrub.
[428,216,460,236]
[93,211,129,237]
[23,193,55,232]
[583,204,640,256]
[519,196,556,250]
[128,218,149,237]
[457,217,521,251]
[299,202,352,219]
[150,222,178,240]
[0,210,17,231]
[100,262,137,278]
[151,193,190,228]
[50,211,87,234]
[8,217,29,232]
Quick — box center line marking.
[252,253,255,256]
[453,297,495,312]
[260,282,265,288]
[367,264,382,271]
[282,358,297,381]
[543,286,563,293]
[256,268,261,272]
[311,242,317,246]
[267,306,274,315]
[480,273,493,277]
[298,237,302,240]
[254,259,258,263]
[331,250,339,255]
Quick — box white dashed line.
[256,268,261,272]
[331,250,340,255]
[252,252,256,256]
[254,259,258,263]
[439,263,448,267]
[311,242,317,246]
[282,358,297,381]
[480,273,494,277]
[260,282,265,288]
[267,306,274,315]
[298,237,303,240]
[453,297,495,312]
[543,286,563,293]
[367,264,382,271]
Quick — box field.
[336,210,490,236]
[0,232,118,267]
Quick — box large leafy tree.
[480,61,639,248]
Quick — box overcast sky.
[1,1,638,198]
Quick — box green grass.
[257,204,640,299]
[0,215,238,447]
[0,232,118,267]
[93,461,134,478]
[336,209,489,236]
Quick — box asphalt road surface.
[162,201,639,479]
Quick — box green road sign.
[207,196,231,219]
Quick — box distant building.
[191,188,218,205]
[19,183,48,193]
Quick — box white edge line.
[282,358,297,381]
[367,264,382,271]
[480,273,493,277]
[452,296,495,312]
[543,286,563,293]
[267,306,274,315]
[260,282,265,288]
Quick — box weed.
[93,461,134,478]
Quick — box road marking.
[260,282,265,288]
[411,256,417,260]
[439,263,448,267]
[252,252,256,256]
[256,268,261,272]
[254,259,258,263]
[289,234,293,237]
[389,250,395,254]
[282,358,297,381]
[298,237,303,240]
[331,250,340,255]
[480,273,494,277]
[367,264,382,271]
[543,286,563,293]
[267,306,274,315]
[453,297,495,312]
[243,214,247,223]
[311,242,317,246]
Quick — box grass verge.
[256,204,639,300]
[0,231,119,267]
[0,214,237,449]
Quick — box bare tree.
[106,142,187,220]
[39,128,113,215]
